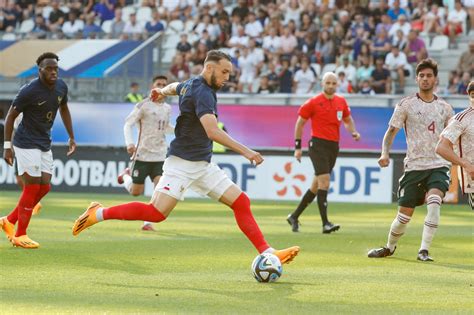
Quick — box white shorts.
[156,155,234,201]
[13,146,53,177]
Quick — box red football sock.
[103,202,166,222]
[230,193,270,253]
[36,183,51,203]
[7,206,19,225]
[15,184,41,237]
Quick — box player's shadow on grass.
[391,257,472,271]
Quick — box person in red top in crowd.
[287,72,361,233]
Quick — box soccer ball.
[251,253,282,283]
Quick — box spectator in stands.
[279,25,298,58]
[295,12,318,43]
[278,57,294,93]
[404,30,428,65]
[257,75,274,94]
[298,33,316,62]
[371,28,392,60]
[191,42,209,67]
[238,47,259,93]
[389,14,411,38]
[356,56,375,90]
[228,25,250,50]
[356,43,372,67]
[465,0,474,32]
[457,40,474,76]
[446,70,461,95]
[371,57,392,94]
[359,79,376,95]
[145,9,164,35]
[195,29,214,50]
[335,56,357,85]
[231,0,249,21]
[110,8,125,39]
[392,29,407,50]
[293,57,316,94]
[194,13,219,41]
[124,82,143,103]
[176,33,192,61]
[387,0,408,22]
[410,1,427,32]
[83,13,102,39]
[457,71,471,94]
[213,0,229,21]
[169,54,190,82]
[319,13,334,34]
[444,1,468,48]
[423,4,445,34]
[350,14,371,38]
[245,11,263,41]
[47,0,66,33]
[375,14,393,36]
[315,29,335,64]
[262,27,282,57]
[93,0,115,24]
[248,38,265,68]
[30,14,48,39]
[266,61,280,92]
[216,15,231,48]
[62,11,85,38]
[336,71,352,94]
[1,0,21,31]
[385,45,411,93]
[123,12,144,40]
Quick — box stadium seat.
[428,35,449,53]
[102,20,113,34]
[311,63,321,78]
[163,34,181,49]
[321,63,337,75]
[136,7,152,22]
[19,19,35,34]
[168,20,184,33]
[1,32,16,41]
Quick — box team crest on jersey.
[336,111,343,121]
[133,169,139,177]
[57,95,63,104]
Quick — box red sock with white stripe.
[230,193,270,253]
[101,202,166,222]
[420,195,441,251]
[386,211,411,251]
[6,184,49,225]
[15,184,41,237]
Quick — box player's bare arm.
[294,116,307,162]
[436,137,474,179]
[379,125,399,167]
[200,113,263,165]
[342,116,361,141]
[59,103,76,156]
[2,106,20,166]
[150,82,179,101]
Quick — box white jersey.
[440,106,474,193]
[389,93,454,171]
[124,98,174,162]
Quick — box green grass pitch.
[0,191,472,314]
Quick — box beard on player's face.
[210,71,221,90]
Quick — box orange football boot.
[273,246,300,264]
[72,202,102,236]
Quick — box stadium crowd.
[0,0,473,95]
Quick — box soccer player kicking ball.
[117,75,174,231]
[1,52,76,249]
[368,59,454,261]
[72,50,300,264]
[436,81,474,210]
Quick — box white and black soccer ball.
[251,253,282,283]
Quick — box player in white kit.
[117,75,174,231]
[436,81,474,210]
[368,59,454,261]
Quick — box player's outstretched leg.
[72,201,166,236]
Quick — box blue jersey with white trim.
[169,76,217,162]
[12,78,68,151]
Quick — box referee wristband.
[295,139,301,150]
[3,141,12,149]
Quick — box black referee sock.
[291,189,316,219]
[317,189,329,225]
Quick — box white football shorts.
[156,155,234,201]
[13,146,53,177]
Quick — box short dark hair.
[130,82,139,87]
[36,52,59,66]
[153,75,168,82]
[416,58,438,77]
[204,50,231,64]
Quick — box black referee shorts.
[308,137,339,176]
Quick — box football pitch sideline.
[0,191,472,314]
